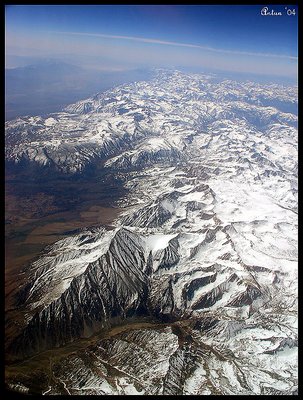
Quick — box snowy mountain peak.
[6,70,297,395]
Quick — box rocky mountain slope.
[5,70,298,395]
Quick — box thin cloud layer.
[6,27,297,80]
[5,5,298,81]
[52,30,297,60]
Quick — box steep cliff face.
[12,228,149,356]
[12,213,270,358]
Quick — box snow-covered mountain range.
[5,70,298,395]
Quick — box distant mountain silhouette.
[5,61,153,120]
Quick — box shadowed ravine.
[5,161,128,348]
[5,70,297,395]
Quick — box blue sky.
[5,5,298,79]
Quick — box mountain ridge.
[5,69,297,395]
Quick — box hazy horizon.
[6,5,298,82]
[5,5,298,120]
